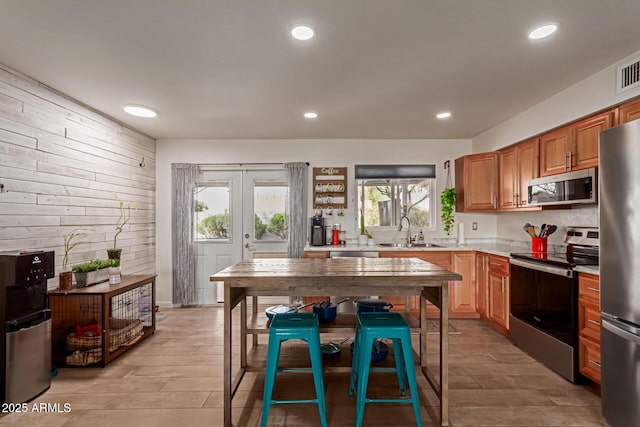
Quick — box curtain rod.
[197,162,309,171]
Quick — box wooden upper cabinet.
[572,110,615,170]
[455,152,499,212]
[540,125,572,176]
[499,138,539,209]
[517,138,540,207]
[540,109,616,176]
[498,146,517,210]
[619,97,640,124]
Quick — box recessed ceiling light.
[123,104,157,118]
[304,112,318,119]
[436,112,452,119]
[291,25,315,41]
[528,23,558,40]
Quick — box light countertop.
[305,242,600,274]
[305,241,531,259]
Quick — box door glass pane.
[194,181,231,242]
[254,182,288,241]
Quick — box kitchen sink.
[377,242,443,248]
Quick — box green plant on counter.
[440,187,456,235]
[62,230,86,271]
[72,259,119,273]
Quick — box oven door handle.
[510,258,574,278]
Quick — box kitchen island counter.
[211,257,460,427]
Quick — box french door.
[194,169,288,304]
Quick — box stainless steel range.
[509,226,599,383]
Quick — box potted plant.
[441,187,456,236]
[72,259,119,287]
[60,230,85,290]
[108,199,137,261]
[441,160,456,236]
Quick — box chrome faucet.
[398,209,411,245]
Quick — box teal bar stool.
[261,312,328,427]
[349,312,422,427]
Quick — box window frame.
[357,176,436,233]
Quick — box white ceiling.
[1,1,640,140]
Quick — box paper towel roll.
[457,222,465,245]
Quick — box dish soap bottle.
[417,230,425,243]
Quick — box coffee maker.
[310,217,326,246]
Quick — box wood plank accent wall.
[0,64,156,288]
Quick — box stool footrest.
[369,368,402,373]
[277,368,314,374]
[271,399,319,405]
[365,398,415,404]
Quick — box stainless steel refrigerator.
[599,118,640,427]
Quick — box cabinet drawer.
[304,251,329,258]
[578,273,600,301]
[578,297,601,342]
[579,336,601,384]
[380,251,452,268]
[488,255,509,275]
[418,251,452,268]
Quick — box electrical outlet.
[472,222,478,231]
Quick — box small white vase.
[108,266,122,284]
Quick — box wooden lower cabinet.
[379,251,452,314]
[475,252,490,318]
[579,336,601,383]
[578,272,601,384]
[487,255,510,335]
[379,251,477,318]
[450,252,478,318]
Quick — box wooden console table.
[49,274,156,367]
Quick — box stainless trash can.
[5,310,52,403]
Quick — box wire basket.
[66,318,143,352]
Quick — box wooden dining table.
[210,256,462,427]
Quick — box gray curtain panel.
[285,162,308,258]
[171,163,197,306]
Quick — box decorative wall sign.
[312,167,347,212]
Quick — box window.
[194,181,231,241]
[253,181,288,241]
[355,165,436,231]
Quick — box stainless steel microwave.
[528,168,597,206]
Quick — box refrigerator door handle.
[602,317,640,346]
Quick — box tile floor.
[0,307,602,426]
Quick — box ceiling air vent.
[617,57,640,93]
